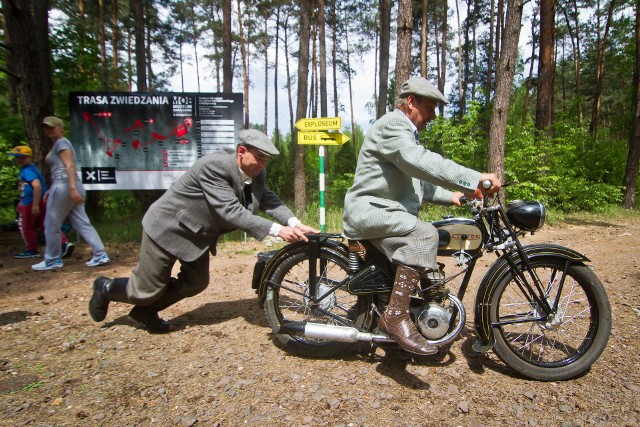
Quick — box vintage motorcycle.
[251,182,611,381]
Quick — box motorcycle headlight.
[506,200,546,232]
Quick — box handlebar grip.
[459,195,470,204]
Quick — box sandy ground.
[0,214,639,426]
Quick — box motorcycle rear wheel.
[490,256,611,381]
[263,245,374,358]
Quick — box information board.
[69,92,243,190]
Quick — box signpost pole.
[319,146,326,232]
[294,117,348,233]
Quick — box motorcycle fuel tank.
[433,218,484,256]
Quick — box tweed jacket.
[343,109,482,240]
[143,151,294,262]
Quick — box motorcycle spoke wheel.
[264,246,373,358]
[490,257,611,381]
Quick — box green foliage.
[422,102,488,171]
[503,122,624,212]
[418,105,627,214]
[99,191,149,218]
[264,132,294,203]
[0,135,20,209]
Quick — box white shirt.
[240,168,300,237]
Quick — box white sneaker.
[32,259,63,271]
[85,253,110,267]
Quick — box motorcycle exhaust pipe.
[278,322,393,343]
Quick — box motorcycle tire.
[263,244,374,358]
[490,256,611,381]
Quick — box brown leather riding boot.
[378,264,438,356]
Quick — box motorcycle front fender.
[473,244,590,350]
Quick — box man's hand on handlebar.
[451,191,466,206]
[468,173,501,199]
[458,174,501,201]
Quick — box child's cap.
[10,146,33,157]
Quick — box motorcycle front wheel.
[263,245,374,358]
[490,256,611,381]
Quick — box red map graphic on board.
[81,113,193,157]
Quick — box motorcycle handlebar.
[458,180,520,204]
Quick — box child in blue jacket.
[10,145,73,259]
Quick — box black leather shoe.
[129,306,172,333]
[89,276,112,322]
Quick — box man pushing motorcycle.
[342,76,501,355]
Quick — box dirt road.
[1,215,639,426]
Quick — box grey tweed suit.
[342,109,481,270]
[128,151,295,304]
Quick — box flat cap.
[237,129,279,156]
[10,145,33,157]
[42,116,64,128]
[398,77,448,104]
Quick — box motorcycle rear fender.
[473,244,590,350]
[254,236,349,307]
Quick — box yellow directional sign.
[298,131,350,145]
[295,117,342,131]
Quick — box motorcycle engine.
[415,303,451,339]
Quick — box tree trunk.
[455,0,464,114]
[623,2,640,209]
[471,0,477,101]
[377,0,391,118]
[264,11,269,133]
[99,0,107,87]
[112,0,120,90]
[237,0,249,129]
[559,0,582,125]
[535,0,555,138]
[310,16,317,117]
[495,0,503,93]
[332,0,339,117]
[145,19,154,91]
[144,18,154,90]
[420,0,429,77]
[486,0,495,104]
[394,0,413,96]
[1,0,54,170]
[274,4,281,146]
[318,0,328,118]
[191,2,201,92]
[222,0,232,92]
[438,0,448,114]
[132,0,147,91]
[294,0,311,215]
[346,27,355,142]
[488,0,524,188]
[521,5,538,125]
[589,0,616,138]
[284,16,294,132]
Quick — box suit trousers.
[127,231,211,306]
[367,219,439,271]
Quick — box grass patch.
[90,214,143,243]
[22,380,44,392]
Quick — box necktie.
[243,183,252,209]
